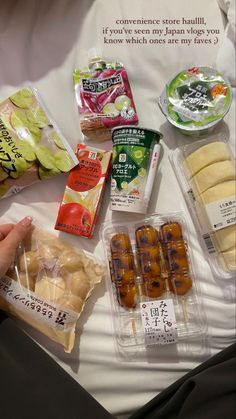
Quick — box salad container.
[159,66,232,136]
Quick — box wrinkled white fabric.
[217,0,236,85]
[0,1,235,418]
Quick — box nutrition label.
[140,299,178,346]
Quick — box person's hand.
[0,216,33,278]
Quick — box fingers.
[0,224,14,240]
[3,216,33,250]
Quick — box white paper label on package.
[186,188,216,254]
[173,105,202,122]
[0,276,78,331]
[140,299,178,346]
[205,195,236,231]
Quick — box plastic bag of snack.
[0,226,105,352]
[73,49,138,141]
[0,87,78,199]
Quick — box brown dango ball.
[110,233,132,254]
[160,222,183,242]
[166,241,187,258]
[141,277,165,298]
[111,253,135,271]
[135,225,159,248]
[138,246,160,261]
[117,284,137,309]
[139,260,161,277]
[168,274,192,295]
[168,257,189,273]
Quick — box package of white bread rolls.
[170,133,236,281]
[0,226,105,352]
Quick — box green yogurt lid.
[160,66,232,131]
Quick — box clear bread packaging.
[0,226,105,352]
[102,213,206,358]
[0,87,78,199]
[170,134,236,279]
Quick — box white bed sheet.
[0,1,235,418]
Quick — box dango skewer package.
[102,212,207,360]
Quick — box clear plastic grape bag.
[0,87,77,200]
[0,225,105,352]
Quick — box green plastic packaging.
[0,87,77,199]
[159,66,232,136]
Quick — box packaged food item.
[111,126,162,214]
[110,233,138,309]
[159,66,232,136]
[73,50,138,141]
[102,213,206,357]
[0,226,105,352]
[55,143,112,238]
[0,87,78,199]
[170,133,236,278]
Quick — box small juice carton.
[55,144,112,238]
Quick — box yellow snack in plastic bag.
[0,227,105,352]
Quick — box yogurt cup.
[159,66,232,136]
[110,126,162,214]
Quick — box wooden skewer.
[158,229,189,324]
[181,297,189,324]
[158,240,171,298]
[130,312,137,336]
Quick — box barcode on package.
[203,233,215,254]
[187,188,196,202]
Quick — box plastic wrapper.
[159,66,232,136]
[0,226,105,352]
[170,133,236,279]
[102,213,206,359]
[73,55,138,141]
[0,87,77,199]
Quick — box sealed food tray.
[170,133,236,280]
[102,213,206,354]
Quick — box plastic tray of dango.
[102,213,206,351]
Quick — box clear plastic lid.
[101,212,207,359]
[170,133,236,281]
